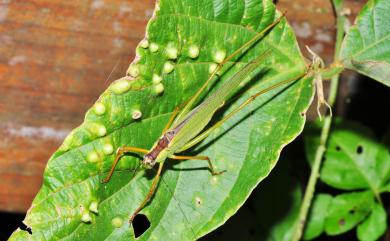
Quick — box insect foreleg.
[170,155,226,175]
[102,146,149,183]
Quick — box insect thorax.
[143,131,175,168]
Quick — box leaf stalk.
[291,1,346,240]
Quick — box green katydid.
[102,13,308,223]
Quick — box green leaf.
[340,0,390,86]
[323,121,390,194]
[306,120,390,196]
[304,119,389,240]
[303,194,332,240]
[357,202,387,241]
[325,191,374,235]
[9,0,313,240]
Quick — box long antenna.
[104,58,121,86]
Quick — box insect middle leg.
[170,155,226,175]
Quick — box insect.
[102,13,307,223]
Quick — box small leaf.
[324,191,374,235]
[357,202,387,241]
[323,121,390,193]
[306,120,390,195]
[303,194,332,240]
[340,0,390,86]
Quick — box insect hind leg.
[170,155,226,176]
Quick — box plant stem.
[291,1,345,240]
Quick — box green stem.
[291,1,345,240]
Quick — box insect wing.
[168,53,268,152]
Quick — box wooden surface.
[0,0,365,213]
[0,0,155,213]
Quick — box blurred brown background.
[0,0,365,214]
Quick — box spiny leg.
[170,155,226,176]
[102,146,149,183]
[130,162,164,223]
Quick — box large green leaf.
[9,0,313,240]
[340,0,390,86]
